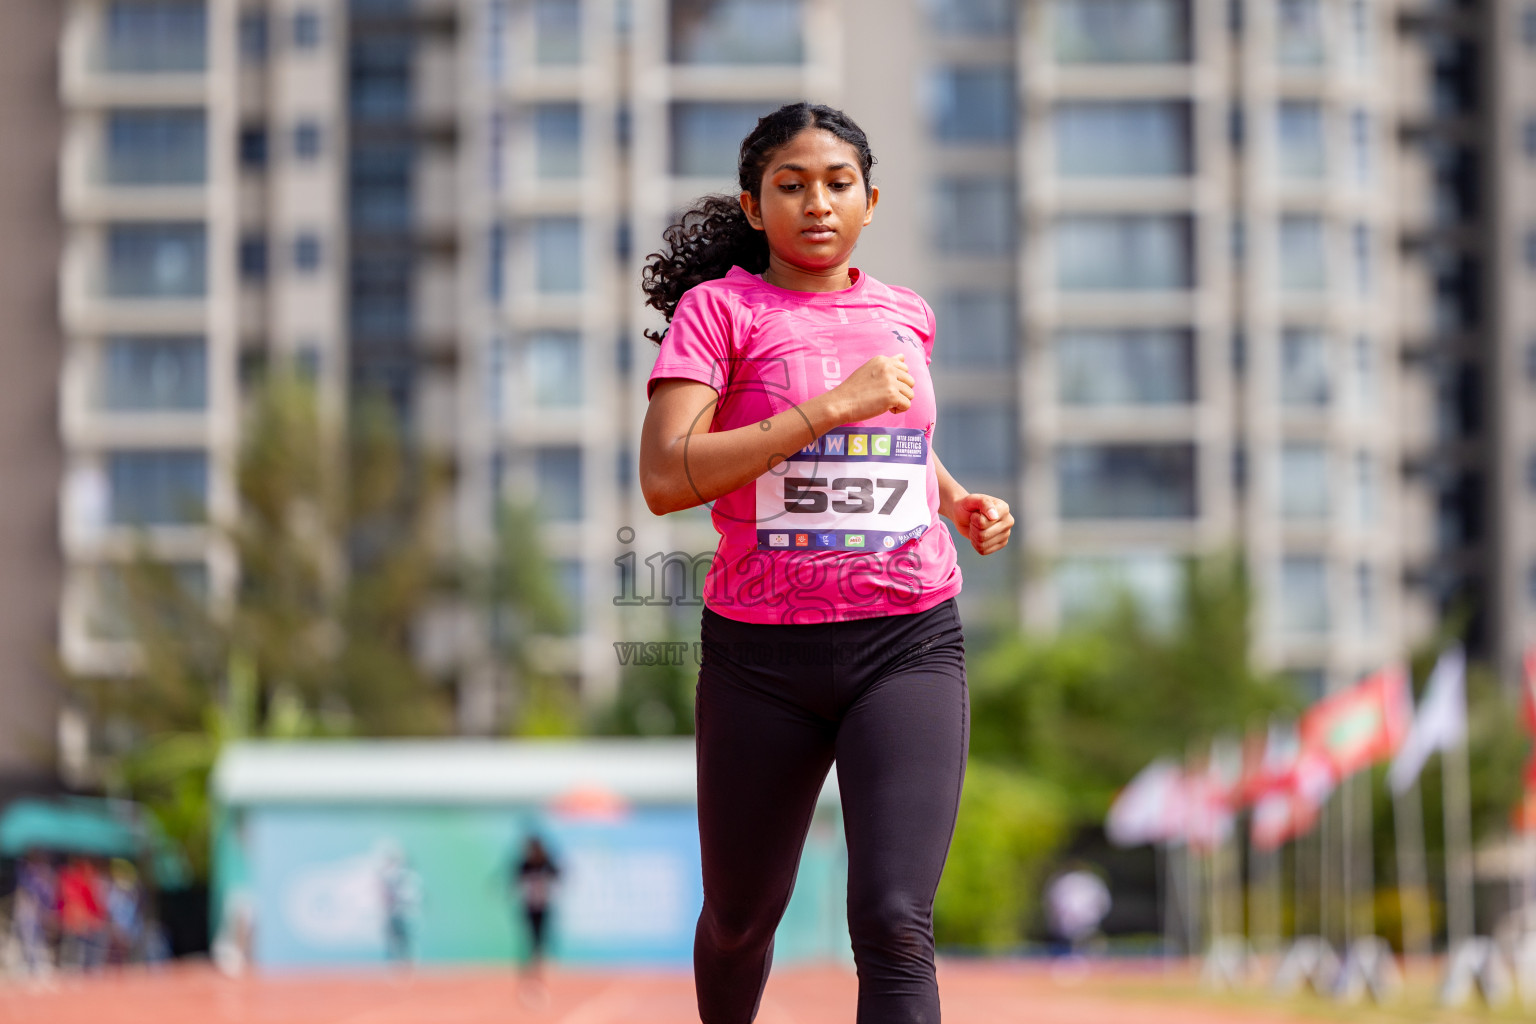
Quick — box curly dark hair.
[641,102,876,343]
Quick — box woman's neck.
[760,254,855,293]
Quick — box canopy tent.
[0,796,192,889]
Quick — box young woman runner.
[638,102,1014,1024]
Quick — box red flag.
[1299,664,1412,780]
[1513,753,1536,834]
[1251,748,1337,850]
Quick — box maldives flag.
[1299,664,1412,780]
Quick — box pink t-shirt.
[646,265,963,625]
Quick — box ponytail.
[641,102,876,344]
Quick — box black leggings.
[693,597,969,1024]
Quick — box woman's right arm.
[639,355,916,516]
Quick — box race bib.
[755,426,930,552]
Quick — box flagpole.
[1360,770,1376,944]
[1342,766,1355,951]
[1443,734,1475,952]
[1393,778,1431,960]
[1158,841,1175,967]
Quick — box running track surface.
[0,960,1334,1024]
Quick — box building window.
[1354,562,1377,635]
[1054,0,1191,63]
[350,34,412,121]
[107,224,207,298]
[670,101,784,177]
[933,292,1016,370]
[936,405,1017,479]
[930,67,1016,143]
[529,332,583,406]
[293,234,323,273]
[105,109,206,185]
[1279,215,1327,291]
[1280,329,1330,408]
[1353,335,1379,413]
[1350,0,1372,69]
[350,141,412,231]
[1055,553,1183,628]
[292,121,323,161]
[536,447,583,520]
[292,10,322,49]
[1279,555,1330,636]
[1056,442,1198,520]
[1056,328,1196,405]
[239,235,268,281]
[930,0,1015,34]
[1054,100,1193,177]
[1354,224,1373,295]
[103,1,207,73]
[487,225,506,303]
[1529,563,1536,605]
[1277,102,1326,179]
[1526,340,1536,382]
[106,450,208,525]
[533,217,583,293]
[1527,229,1536,270]
[100,336,207,411]
[934,178,1016,256]
[535,0,582,65]
[239,11,269,63]
[1055,214,1195,290]
[1355,452,1378,526]
[1277,0,1325,66]
[669,0,803,64]
[1352,110,1372,183]
[240,128,268,170]
[350,253,413,343]
[1524,6,1536,48]
[1280,443,1330,521]
[534,104,582,178]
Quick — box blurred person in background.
[1045,865,1112,957]
[57,855,108,971]
[640,101,1013,1024]
[512,834,560,988]
[104,859,144,966]
[378,841,422,967]
[12,850,57,977]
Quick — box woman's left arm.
[933,450,1014,556]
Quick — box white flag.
[1387,646,1467,796]
[1106,758,1184,847]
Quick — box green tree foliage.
[969,553,1298,822]
[933,761,1070,950]
[588,615,700,737]
[63,370,456,877]
[458,498,582,737]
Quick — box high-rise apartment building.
[0,0,68,800]
[832,0,1433,696]
[22,0,1534,778]
[1397,0,1536,687]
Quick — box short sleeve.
[646,285,737,401]
[920,296,936,368]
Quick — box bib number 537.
[783,477,908,515]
